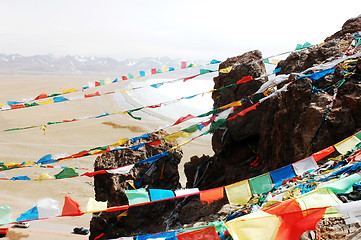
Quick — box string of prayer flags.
[85,198,107,213]
[335,200,361,225]
[200,187,224,205]
[61,196,83,216]
[225,180,252,205]
[176,226,221,240]
[0,206,13,225]
[148,189,175,202]
[125,188,150,205]
[334,135,361,155]
[225,214,280,240]
[270,165,296,188]
[292,156,318,176]
[249,173,274,195]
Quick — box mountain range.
[0,54,207,75]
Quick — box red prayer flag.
[181,61,187,69]
[200,187,224,205]
[146,140,162,146]
[177,226,221,240]
[84,92,101,98]
[147,104,162,108]
[183,74,199,82]
[82,170,107,177]
[121,76,128,80]
[95,82,101,87]
[173,114,195,126]
[62,196,83,216]
[10,104,25,109]
[228,102,259,120]
[237,76,253,84]
[35,93,48,100]
[151,68,157,74]
[312,145,335,162]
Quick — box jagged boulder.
[89,130,182,240]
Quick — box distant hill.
[0,54,207,75]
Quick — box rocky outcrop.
[89,130,182,240]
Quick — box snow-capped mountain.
[0,54,207,75]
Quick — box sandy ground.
[0,74,214,239]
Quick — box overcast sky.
[0,0,360,61]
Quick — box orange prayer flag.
[200,187,224,205]
[62,196,83,216]
[312,145,335,162]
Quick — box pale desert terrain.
[0,74,214,239]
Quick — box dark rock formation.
[89,130,182,240]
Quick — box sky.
[0,0,360,62]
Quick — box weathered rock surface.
[89,130,182,240]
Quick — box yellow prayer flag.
[219,66,232,73]
[85,197,107,213]
[62,88,76,94]
[164,131,192,143]
[170,138,193,150]
[119,89,132,92]
[105,78,112,84]
[0,104,4,107]
[35,172,55,181]
[23,161,35,166]
[225,215,280,240]
[110,138,128,147]
[334,135,361,155]
[117,210,128,221]
[270,59,280,65]
[162,65,169,72]
[39,99,54,105]
[225,180,252,205]
[219,101,242,110]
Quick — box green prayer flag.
[0,205,13,225]
[47,121,62,125]
[355,131,361,141]
[24,102,39,107]
[219,84,236,91]
[263,58,270,64]
[4,128,21,132]
[127,107,144,121]
[128,73,134,79]
[200,69,217,75]
[322,173,361,194]
[54,168,79,179]
[48,93,61,98]
[249,173,273,194]
[99,80,105,86]
[182,124,199,133]
[302,42,312,48]
[124,188,150,205]
[209,119,227,132]
[157,69,162,73]
[197,109,217,118]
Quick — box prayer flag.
[228,103,259,121]
[174,188,200,197]
[200,69,217,74]
[183,74,199,82]
[270,165,296,188]
[334,135,361,155]
[151,68,157,74]
[85,198,107,213]
[7,101,21,105]
[237,76,253,84]
[16,206,39,222]
[176,226,221,240]
[164,131,192,142]
[128,73,134,79]
[140,71,146,77]
[62,88,76,94]
[62,196,83,216]
[34,172,55,181]
[136,152,168,165]
[35,93,48,100]
[10,176,30,181]
[292,156,318,176]
[219,101,242,110]
[53,96,68,103]
[99,80,105,85]
[225,180,252,205]
[37,198,61,219]
[0,206,13,225]
[149,189,175,202]
[39,99,54,105]
[249,173,273,195]
[225,215,280,240]
[210,59,221,64]
[181,61,187,69]
[321,173,361,194]
[312,145,335,161]
[106,164,134,174]
[219,66,232,73]
[335,200,361,225]
[137,230,177,240]
[84,92,101,98]
[354,130,361,140]
[162,65,169,72]
[125,188,150,205]
[173,114,195,126]
[169,67,175,71]
[10,104,25,109]
[200,187,224,205]
[54,168,79,179]
[122,76,128,80]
